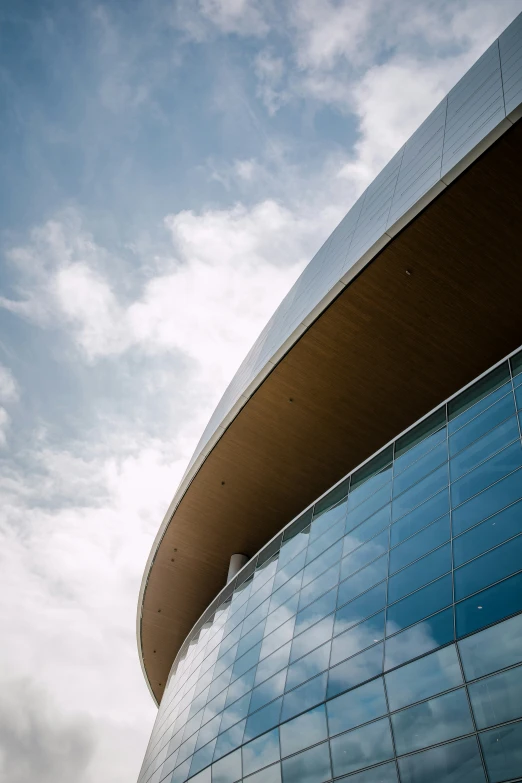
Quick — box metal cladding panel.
[500,13,522,115]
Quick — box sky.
[0,1,520,782]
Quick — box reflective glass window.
[386,574,452,635]
[281,742,331,783]
[341,529,389,581]
[346,484,392,533]
[331,611,385,667]
[254,642,291,687]
[264,593,299,638]
[390,489,449,547]
[298,563,340,611]
[384,607,454,671]
[329,717,394,778]
[197,715,223,750]
[290,614,334,663]
[280,671,327,722]
[341,761,398,783]
[279,517,310,568]
[309,499,348,542]
[247,578,276,616]
[244,698,282,743]
[451,440,522,508]
[220,693,251,734]
[270,573,303,613]
[349,457,392,510]
[301,539,343,588]
[231,643,261,682]
[448,366,511,431]
[189,766,211,783]
[395,409,446,474]
[513,350,522,380]
[392,687,473,754]
[452,466,522,536]
[398,735,486,783]
[388,544,451,604]
[450,417,519,483]
[249,670,286,715]
[273,549,306,593]
[343,506,390,557]
[241,599,270,639]
[392,464,448,522]
[480,719,522,783]
[225,667,256,708]
[393,440,448,498]
[244,762,281,783]
[211,748,241,783]
[206,687,228,720]
[305,518,345,564]
[385,645,462,711]
[279,704,328,757]
[327,678,387,737]
[335,582,386,635]
[285,641,331,692]
[456,571,522,637]
[213,720,246,762]
[189,740,216,777]
[294,588,337,636]
[236,621,266,660]
[241,727,280,777]
[454,535,522,600]
[171,759,191,783]
[458,612,522,679]
[389,515,450,574]
[327,642,383,699]
[449,393,516,458]
[453,500,522,567]
[260,617,295,662]
[469,663,522,728]
[337,555,388,607]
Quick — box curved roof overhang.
[138,114,522,704]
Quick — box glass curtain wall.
[139,348,522,783]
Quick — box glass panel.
[329,717,394,778]
[390,489,449,547]
[393,440,448,498]
[327,642,383,699]
[392,464,448,522]
[206,687,229,720]
[398,735,486,783]
[273,549,306,593]
[313,481,349,520]
[451,440,522,508]
[241,728,280,777]
[244,762,281,783]
[264,593,299,638]
[278,521,309,569]
[346,484,392,533]
[395,408,446,471]
[254,642,291,687]
[388,544,451,604]
[454,535,522,601]
[343,506,390,557]
[331,611,385,667]
[248,670,285,715]
[197,715,224,750]
[243,698,282,742]
[241,599,270,639]
[341,761,398,783]
[301,540,343,588]
[236,621,266,660]
[335,583,386,635]
[231,644,261,683]
[480,719,522,783]
[452,418,520,492]
[453,499,522,567]
[350,450,392,504]
[171,759,191,783]
[211,748,242,783]
[290,615,334,663]
[225,667,256,708]
[512,350,522,380]
[260,618,295,662]
[285,640,330,692]
[448,364,510,429]
[280,671,327,722]
[458,612,522,679]
[298,564,340,611]
[453,465,522,536]
[189,740,216,777]
[281,743,331,783]
[384,607,454,671]
[279,704,328,757]
[389,515,450,574]
[385,645,462,711]
[337,555,388,607]
[386,574,452,635]
[469,664,522,729]
[341,529,389,581]
[189,766,211,783]
[327,678,387,737]
[456,571,522,637]
[449,393,516,459]
[392,688,473,755]
[305,518,345,564]
[213,720,246,762]
[294,588,337,636]
[310,498,348,541]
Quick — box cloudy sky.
[0,1,520,781]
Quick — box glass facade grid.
[141,349,522,783]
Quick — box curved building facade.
[137,13,522,783]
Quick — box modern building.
[137,13,522,783]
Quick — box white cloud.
[0,407,10,447]
[174,0,270,39]
[0,363,18,403]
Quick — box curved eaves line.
[136,109,519,706]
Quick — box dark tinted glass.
[450,416,519,484]
[337,555,387,607]
[398,735,486,783]
[313,481,349,519]
[244,698,282,742]
[279,704,328,757]
[469,664,522,728]
[451,440,522,508]
[280,671,327,722]
[453,500,522,567]
[331,611,385,667]
[386,574,452,635]
[456,571,522,637]
[392,464,447,522]
[449,393,516,458]
[335,582,387,635]
[448,365,510,428]
[241,727,280,777]
[327,642,383,699]
[390,489,449,546]
[388,544,451,604]
[393,440,447,498]
[452,467,522,536]
[395,408,446,472]
[454,535,522,600]
[385,644,462,711]
[329,718,394,778]
[281,743,331,783]
[458,612,522,679]
[285,641,330,692]
[384,607,454,670]
[327,678,387,737]
[480,719,522,783]
[211,746,242,783]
